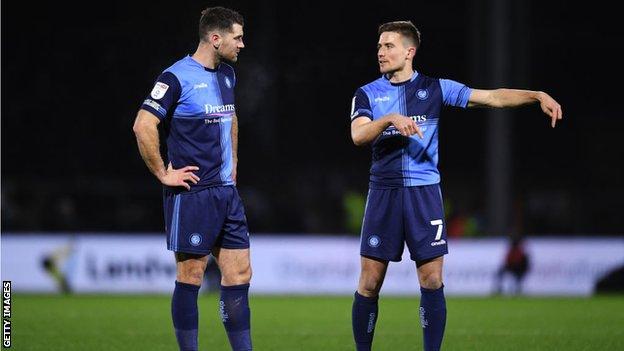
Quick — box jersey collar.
[383,70,419,86]
[186,55,219,72]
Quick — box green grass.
[11,294,624,350]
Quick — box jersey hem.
[368,180,440,189]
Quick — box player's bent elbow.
[132,117,155,137]
[132,120,143,136]
[132,123,149,140]
[351,133,369,146]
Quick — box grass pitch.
[11,294,624,350]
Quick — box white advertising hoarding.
[2,234,623,295]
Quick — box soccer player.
[349,21,562,351]
[133,7,252,351]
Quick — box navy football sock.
[352,291,379,351]
[220,283,252,350]
[172,281,200,351]
[420,285,446,351]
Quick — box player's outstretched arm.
[133,109,200,190]
[351,113,423,146]
[468,88,563,127]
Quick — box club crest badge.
[189,233,202,246]
[368,235,381,248]
[417,89,428,100]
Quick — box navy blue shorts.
[360,184,448,262]
[163,186,250,255]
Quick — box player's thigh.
[360,188,405,262]
[404,185,448,262]
[213,247,251,286]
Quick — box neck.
[192,42,220,69]
[386,66,414,83]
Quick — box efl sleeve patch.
[140,71,182,120]
[150,82,170,100]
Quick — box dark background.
[2,0,622,235]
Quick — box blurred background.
[2,0,623,237]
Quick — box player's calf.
[417,257,446,351]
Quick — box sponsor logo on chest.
[204,103,235,114]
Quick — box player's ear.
[210,32,222,49]
[406,47,416,60]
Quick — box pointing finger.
[416,126,424,139]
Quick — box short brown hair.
[378,21,421,49]
[199,7,244,42]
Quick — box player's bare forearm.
[471,89,543,108]
[351,113,422,145]
[351,116,393,146]
[468,88,563,127]
[133,111,167,181]
[133,110,200,190]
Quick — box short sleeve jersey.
[350,72,471,188]
[141,55,237,189]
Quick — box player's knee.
[419,272,443,290]
[358,276,383,297]
[177,266,205,286]
[222,263,252,285]
[239,264,252,283]
[358,286,380,297]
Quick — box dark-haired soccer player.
[349,21,562,351]
[133,6,252,351]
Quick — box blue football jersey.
[141,55,237,190]
[350,72,471,188]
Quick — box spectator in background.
[494,236,530,295]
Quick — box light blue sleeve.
[440,79,472,108]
